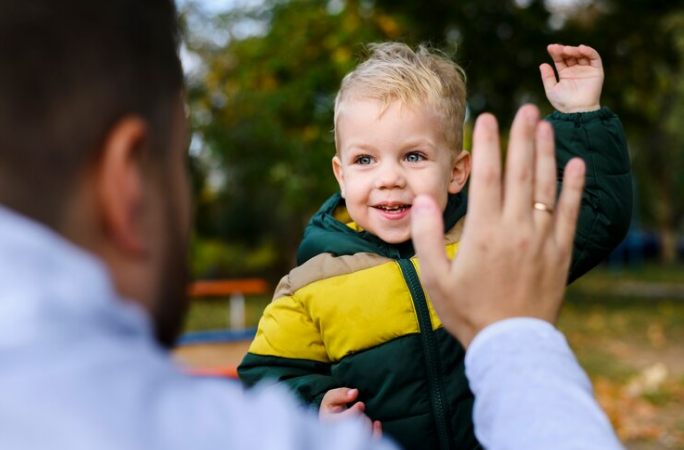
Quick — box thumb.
[411,195,450,289]
[539,63,557,92]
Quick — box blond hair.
[334,42,467,152]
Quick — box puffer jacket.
[238,108,632,450]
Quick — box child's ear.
[448,150,471,194]
[332,155,346,198]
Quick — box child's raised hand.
[319,388,382,438]
[540,44,603,113]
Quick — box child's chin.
[376,231,412,245]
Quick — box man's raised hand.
[411,105,586,348]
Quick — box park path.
[574,280,684,300]
[173,341,251,369]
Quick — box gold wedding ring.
[533,202,554,214]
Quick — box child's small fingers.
[547,44,568,69]
[348,401,365,413]
[372,421,383,439]
[562,45,583,58]
[539,64,557,92]
[546,43,563,59]
[336,402,365,419]
[578,44,602,67]
[322,387,357,408]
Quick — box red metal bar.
[188,279,268,298]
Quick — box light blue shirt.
[0,205,625,450]
[466,318,625,450]
[0,205,396,450]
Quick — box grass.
[559,264,684,449]
[183,294,272,332]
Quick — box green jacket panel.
[238,108,631,450]
[549,108,632,282]
[239,353,339,406]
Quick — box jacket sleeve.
[546,107,632,283]
[237,277,342,408]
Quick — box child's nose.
[374,163,406,190]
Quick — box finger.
[532,121,557,232]
[336,402,366,419]
[336,405,373,431]
[372,421,383,439]
[468,113,502,221]
[322,388,358,410]
[554,158,586,251]
[551,45,586,71]
[578,44,602,69]
[547,44,568,71]
[539,63,557,93]
[561,45,584,68]
[503,104,539,221]
[411,195,450,286]
[346,401,366,415]
[562,45,584,60]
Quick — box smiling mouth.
[374,204,411,213]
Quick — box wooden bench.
[177,279,270,379]
[187,278,269,330]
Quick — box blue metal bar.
[177,328,257,345]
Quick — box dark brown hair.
[0,0,184,227]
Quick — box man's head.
[0,0,190,347]
[332,43,470,243]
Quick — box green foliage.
[371,0,556,121]
[191,237,279,278]
[559,1,684,261]
[185,0,397,275]
[183,0,684,275]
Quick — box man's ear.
[332,155,346,198]
[96,116,150,256]
[448,150,471,194]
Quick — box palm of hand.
[541,45,604,113]
[547,65,603,113]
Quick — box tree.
[558,1,684,263]
[184,0,684,274]
[184,0,395,277]
[372,0,557,121]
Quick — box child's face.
[333,99,469,244]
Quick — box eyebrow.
[345,138,438,152]
[345,143,378,153]
[400,139,437,151]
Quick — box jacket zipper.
[397,259,453,450]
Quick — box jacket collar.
[297,192,468,265]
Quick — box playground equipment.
[175,279,269,378]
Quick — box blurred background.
[174,0,684,448]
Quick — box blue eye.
[405,152,425,163]
[355,155,373,165]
